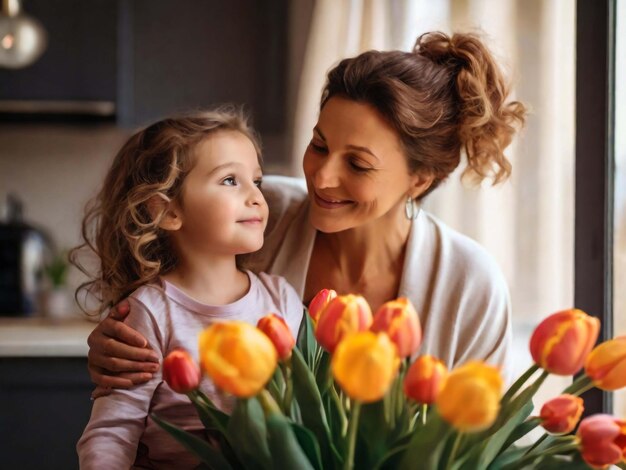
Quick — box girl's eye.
[254,178,263,188]
[309,141,328,154]
[222,176,237,186]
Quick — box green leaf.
[315,351,332,395]
[291,347,342,469]
[264,412,316,470]
[290,422,324,470]
[487,446,530,470]
[373,444,408,470]
[398,409,452,470]
[500,417,542,451]
[226,398,272,470]
[357,399,391,467]
[469,400,535,470]
[150,413,233,470]
[189,390,230,435]
[297,309,317,368]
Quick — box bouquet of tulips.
[153,290,626,470]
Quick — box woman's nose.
[314,154,341,188]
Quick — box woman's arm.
[87,299,160,394]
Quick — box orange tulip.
[332,331,400,403]
[529,309,599,375]
[577,414,626,469]
[403,355,447,404]
[257,313,296,361]
[162,349,201,394]
[308,288,337,325]
[584,336,626,391]
[198,321,277,398]
[315,294,373,353]
[436,361,503,432]
[370,298,422,358]
[539,394,584,434]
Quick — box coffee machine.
[0,194,51,315]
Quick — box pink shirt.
[77,271,303,469]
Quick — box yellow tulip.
[331,331,399,403]
[436,361,503,432]
[198,321,277,398]
[584,336,626,391]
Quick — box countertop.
[0,316,97,357]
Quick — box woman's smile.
[313,190,354,209]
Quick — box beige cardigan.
[241,176,512,379]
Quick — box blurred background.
[0,0,623,468]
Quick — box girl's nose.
[246,183,266,207]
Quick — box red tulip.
[308,288,337,326]
[529,309,599,375]
[162,349,201,394]
[539,394,584,434]
[577,414,626,469]
[315,294,372,353]
[371,297,421,358]
[403,355,447,404]
[257,313,296,360]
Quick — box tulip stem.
[280,360,293,416]
[501,364,540,404]
[330,385,348,436]
[421,404,428,426]
[444,432,463,470]
[562,375,593,396]
[343,400,362,470]
[522,433,548,456]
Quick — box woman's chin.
[308,212,352,234]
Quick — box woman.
[86,31,526,393]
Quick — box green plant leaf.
[487,445,530,470]
[500,417,541,451]
[398,409,452,470]
[150,413,233,470]
[315,351,332,395]
[373,444,408,470]
[297,309,318,368]
[457,400,534,470]
[264,412,316,470]
[290,422,324,470]
[189,390,230,435]
[357,399,391,468]
[226,398,272,470]
[291,347,342,469]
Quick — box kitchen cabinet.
[0,0,288,133]
[0,357,93,470]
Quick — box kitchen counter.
[0,316,97,357]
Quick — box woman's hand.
[87,300,160,398]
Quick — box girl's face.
[174,130,268,256]
[303,96,430,233]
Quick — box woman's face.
[303,96,429,233]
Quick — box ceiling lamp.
[0,0,47,69]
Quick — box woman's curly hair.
[70,107,261,315]
[322,31,526,195]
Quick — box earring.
[405,196,417,220]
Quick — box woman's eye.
[349,161,371,173]
[309,141,328,153]
[222,176,237,186]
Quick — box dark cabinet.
[0,357,93,470]
[0,0,287,133]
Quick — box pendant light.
[0,0,47,69]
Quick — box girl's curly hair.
[70,107,261,315]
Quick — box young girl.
[74,109,303,469]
